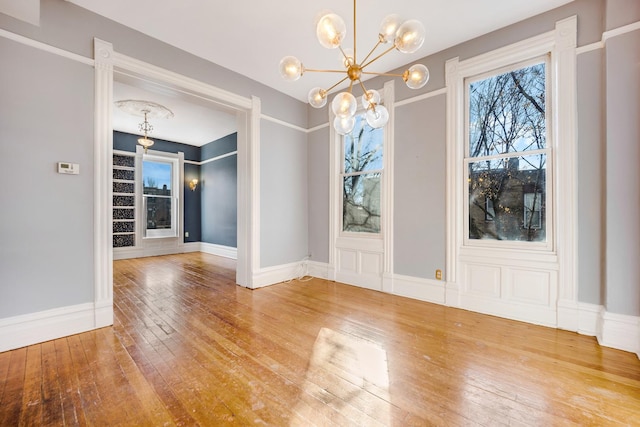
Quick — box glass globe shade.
[361,89,381,109]
[379,14,402,43]
[394,19,426,54]
[334,116,356,135]
[317,13,346,49]
[331,92,357,119]
[405,64,430,89]
[279,56,303,81]
[342,48,354,68]
[365,104,389,128]
[308,87,327,108]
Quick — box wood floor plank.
[40,340,64,426]
[19,344,43,426]
[0,347,28,426]
[53,337,88,426]
[2,252,640,425]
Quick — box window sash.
[463,56,551,248]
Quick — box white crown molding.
[0,28,93,65]
[261,114,308,133]
[394,87,447,108]
[602,20,640,42]
[183,150,238,166]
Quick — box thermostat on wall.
[58,162,80,175]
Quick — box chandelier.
[137,110,154,153]
[115,99,174,153]
[279,0,429,134]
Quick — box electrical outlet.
[435,269,442,280]
[185,231,189,238]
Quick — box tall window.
[142,157,177,238]
[342,113,383,234]
[466,58,549,243]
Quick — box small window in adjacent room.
[142,156,178,238]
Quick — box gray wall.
[201,134,238,247]
[0,37,94,317]
[394,96,446,280]
[576,50,605,305]
[307,126,330,263]
[261,120,309,268]
[604,28,640,316]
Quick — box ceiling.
[68,0,574,145]
[113,75,237,146]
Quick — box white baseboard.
[576,302,601,336]
[200,242,238,259]
[179,242,202,253]
[307,260,330,280]
[0,302,113,353]
[252,261,307,289]
[392,274,446,304]
[114,242,235,260]
[598,310,639,354]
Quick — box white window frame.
[135,146,183,241]
[462,55,552,251]
[328,81,395,291]
[445,17,578,323]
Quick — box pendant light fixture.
[115,99,174,152]
[137,109,154,153]
[280,0,430,134]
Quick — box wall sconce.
[189,179,198,191]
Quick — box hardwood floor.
[1,253,639,426]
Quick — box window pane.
[145,196,172,230]
[343,173,380,233]
[143,160,172,195]
[468,63,546,157]
[344,115,383,174]
[469,154,546,241]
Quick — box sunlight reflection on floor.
[293,327,391,426]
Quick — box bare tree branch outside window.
[342,114,383,233]
[467,61,547,242]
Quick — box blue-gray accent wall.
[112,131,237,246]
[201,134,238,247]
